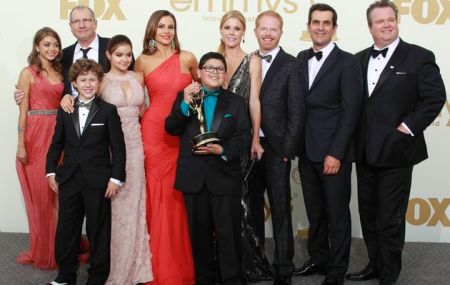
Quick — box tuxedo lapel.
[71,107,81,139]
[309,45,339,90]
[261,48,287,95]
[361,49,371,98]
[371,40,407,96]
[210,90,228,132]
[81,97,103,138]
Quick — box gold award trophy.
[190,89,221,150]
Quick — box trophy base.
[192,132,221,150]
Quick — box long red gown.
[16,66,63,269]
[141,53,195,284]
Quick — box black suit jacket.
[165,89,250,195]
[297,45,363,163]
[260,47,304,159]
[46,96,126,188]
[61,35,136,95]
[355,39,446,167]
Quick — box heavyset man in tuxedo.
[295,4,363,285]
[345,1,446,285]
[248,10,304,285]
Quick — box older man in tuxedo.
[345,1,446,285]
[248,10,304,285]
[295,4,363,285]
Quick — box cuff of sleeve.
[401,122,414,136]
[46,173,55,177]
[180,101,190,117]
[109,178,123,186]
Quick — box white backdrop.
[0,0,448,242]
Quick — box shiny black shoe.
[294,262,326,276]
[345,264,378,281]
[321,275,344,285]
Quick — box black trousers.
[299,157,352,277]
[248,139,294,278]
[183,187,245,285]
[54,168,111,285]
[356,162,413,282]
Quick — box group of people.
[14,1,446,285]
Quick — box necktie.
[80,47,92,59]
[308,48,323,61]
[76,100,93,110]
[370,47,388,58]
[258,53,272,63]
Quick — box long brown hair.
[218,10,246,55]
[27,27,63,75]
[142,10,181,55]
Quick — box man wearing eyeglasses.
[14,5,133,103]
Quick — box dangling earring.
[243,37,245,44]
[148,39,156,52]
[171,40,175,49]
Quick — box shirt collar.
[75,35,99,55]
[311,41,335,61]
[373,37,400,59]
[260,46,280,60]
[78,96,96,104]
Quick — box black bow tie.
[76,100,93,110]
[80,47,92,59]
[308,48,323,61]
[370,47,388,58]
[258,53,272,63]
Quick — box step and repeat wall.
[0,0,448,242]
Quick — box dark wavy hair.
[142,10,181,55]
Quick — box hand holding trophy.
[186,85,221,151]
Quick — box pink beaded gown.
[16,66,63,269]
[102,71,153,284]
[141,53,195,285]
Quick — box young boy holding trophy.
[165,52,250,285]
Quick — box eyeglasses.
[70,18,94,25]
[202,65,226,74]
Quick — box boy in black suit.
[165,52,250,285]
[46,59,126,285]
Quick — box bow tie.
[76,100,93,110]
[308,48,323,61]
[258,53,272,63]
[370,47,388,58]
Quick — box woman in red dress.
[16,27,64,269]
[134,10,198,285]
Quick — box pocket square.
[395,71,407,75]
[91,123,104,126]
[224,114,232,118]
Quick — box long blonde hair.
[218,10,246,55]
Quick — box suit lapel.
[71,106,81,139]
[210,90,228,132]
[371,40,407,96]
[98,36,109,72]
[81,97,103,138]
[361,48,371,98]
[310,45,339,90]
[261,48,287,96]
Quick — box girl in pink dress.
[16,27,63,269]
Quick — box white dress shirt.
[259,46,281,137]
[308,41,336,89]
[366,37,413,136]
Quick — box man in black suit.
[345,1,446,285]
[165,52,250,285]
[248,10,304,285]
[46,59,126,285]
[294,4,363,285]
